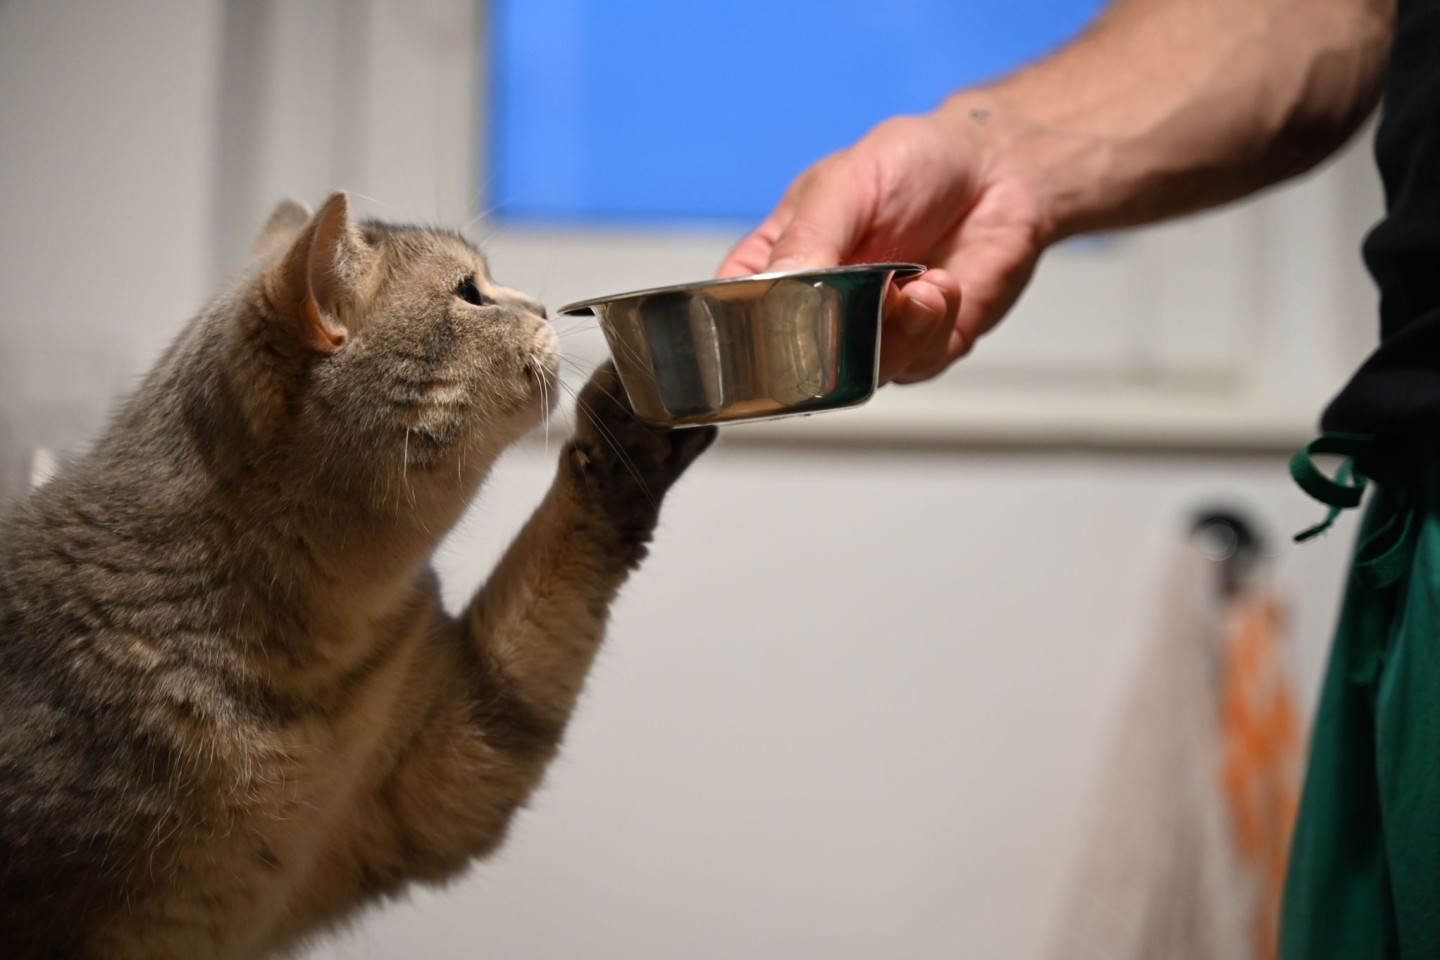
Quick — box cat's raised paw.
[566,362,716,511]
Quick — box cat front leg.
[461,362,715,742]
[360,364,712,879]
[306,365,712,927]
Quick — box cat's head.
[197,193,557,522]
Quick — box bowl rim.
[555,262,925,316]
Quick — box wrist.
[928,90,1067,249]
[942,85,1125,245]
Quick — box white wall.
[0,3,1370,958]
[304,443,1357,960]
[0,0,224,499]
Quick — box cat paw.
[565,362,716,522]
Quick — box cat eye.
[456,276,492,307]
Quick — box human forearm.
[937,0,1394,242]
[717,0,1396,383]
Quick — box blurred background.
[0,1,1380,957]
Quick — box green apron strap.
[1291,431,1419,592]
[1290,434,1371,542]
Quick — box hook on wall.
[1191,509,1266,595]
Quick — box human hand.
[717,107,1053,384]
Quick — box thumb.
[763,172,866,272]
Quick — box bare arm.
[720,0,1394,383]
[961,0,1394,238]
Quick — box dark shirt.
[1322,0,1440,436]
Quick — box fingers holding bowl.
[880,268,963,385]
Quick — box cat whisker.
[530,352,553,457]
[559,358,606,382]
[605,337,664,389]
[344,190,392,213]
[569,374,644,425]
[559,352,618,374]
[461,215,496,244]
[555,322,601,340]
[465,213,505,250]
[460,176,499,238]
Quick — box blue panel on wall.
[488,0,1103,224]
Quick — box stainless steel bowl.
[557,263,924,428]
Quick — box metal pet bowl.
[557,263,924,428]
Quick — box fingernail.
[768,256,802,273]
[899,299,938,338]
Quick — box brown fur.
[0,194,715,959]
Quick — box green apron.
[1281,434,1440,958]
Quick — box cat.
[0,193,715,959]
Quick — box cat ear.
[250,199,313,262]
[265,192,371,353]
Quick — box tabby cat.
[0,193,715,959]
